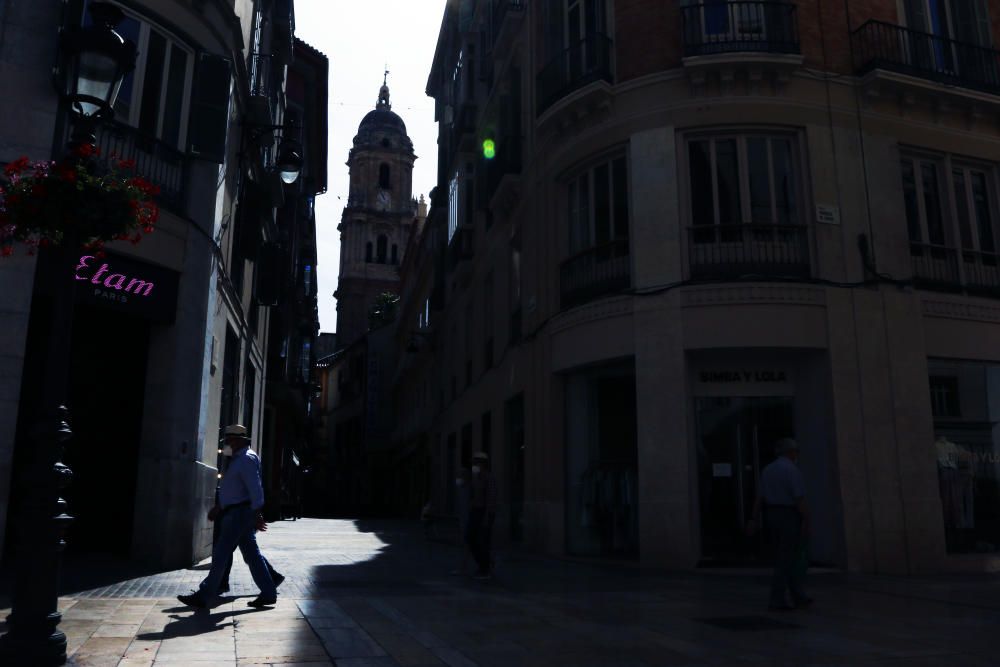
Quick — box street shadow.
[136,602,270,641]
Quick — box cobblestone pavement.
[2,518,1000,666]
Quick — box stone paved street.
[3,518,1000,666]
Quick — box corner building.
[405,0,1000,573]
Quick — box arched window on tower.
[379,163,391,189]
[365,242,373,263]
[391,244,398,264]
[377,235,388,263]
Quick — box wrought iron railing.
[688,224,809,278]
[962,249,1000,294]
[247,52,273,98]
[95,121,188,212]
[492,0,526,48]
[560,239,631,309]
[681,2,799,57]
[910,242,961,288]
[852,20,1000,94]
[537,33,613,115]
[483,134,522,203]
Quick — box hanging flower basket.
[0,144,160,257]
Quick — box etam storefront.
[7,248,180,557]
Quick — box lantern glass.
[73,52,120,116]
[276,143,303,184]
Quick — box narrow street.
[2,518,998,666]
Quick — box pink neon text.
[74,255,155,297]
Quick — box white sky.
[294,0,448,334]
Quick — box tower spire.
[378,66,391,110]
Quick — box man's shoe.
[247,595,277,608]
[272,572,285,588]
[767,603,795,612]
[474,572,492,581]
[217,584,230,594]
[177,592,206,609]
[794,597,814,609]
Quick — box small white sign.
[712,463,733,478]
[816,204,840,225]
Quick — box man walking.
[466,452,497,580]
[178,424,277,609]
[748,437,812,611]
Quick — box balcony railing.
[681,2,799,57]
[560,239,631,310]
[483,135,522,203]
[248,52,273,98]
[95,121,188,212]
[537,33,613,115]
[852,20,1000,94]
[910,243,961,289]
[911,243,1000,294]
[688,224,809,279]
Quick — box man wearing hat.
[748,437,812,611]
[466,451,498,580]
[178,424,278,609]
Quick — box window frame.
[112,11,195,150]
[564,150,630,256]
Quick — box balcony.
[681,2,799,57]
[560,239,631,310]
[688,224,810,279]
[247,52,278,125]
[483,135,522,213]
[491,0,526,55]
[94,121,188,213]
[911,243,1000,295]
[537,33,613,116]
[852,21,1000,96]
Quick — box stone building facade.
[390,0,1000,573]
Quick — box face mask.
[471,465,481,474]
[222,445,233,457]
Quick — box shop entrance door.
[697,396,794,563]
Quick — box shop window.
[929,361,1000,554]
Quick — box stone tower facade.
[335,80,421,348]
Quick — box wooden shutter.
[188,52,232,163]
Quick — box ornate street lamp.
[0,4,136,665]
[275,138,304,185]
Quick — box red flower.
[1,245,12,257]
[118,159,136,170]
[4,157,30,177]
[74,144,100,158]
[38,238,50,248]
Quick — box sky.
[294,0,449,334]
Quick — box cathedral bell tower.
[334,76,420,348]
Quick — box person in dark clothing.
[748,437,813,611]
[466,452,498,580]
[207,485,284,594]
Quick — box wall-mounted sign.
[816,204,840,225]
[72,252,179,323]
[693,364,795,397]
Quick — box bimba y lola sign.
[71,251,180,323]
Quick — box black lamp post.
[0,4,135,665]
[246,122,304,185]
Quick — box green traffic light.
[482,139,496,160]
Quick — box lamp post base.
[0,616,67,666]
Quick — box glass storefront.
[565,363,639,558]
[929,360,1000,554]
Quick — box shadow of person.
[137,602,267,641]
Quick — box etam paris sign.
[72,252,180,323]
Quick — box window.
[448,171,461,242]
[687,133,800,230]
[509,231,522,343]
[377,235,388,263]
[465,303,474,386]
[391,244,399,264]
[365,242,373,263]
[930,376,961,417]
[481,411,492,459]
[379,163,392,189]
[901,151,1000,259]
[91,6,194,150]
[303,264,312,296]
[483,272,494,369]
[567,156,629,254]
[929,361,1000,554]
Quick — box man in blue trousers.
[178,424,277,609]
